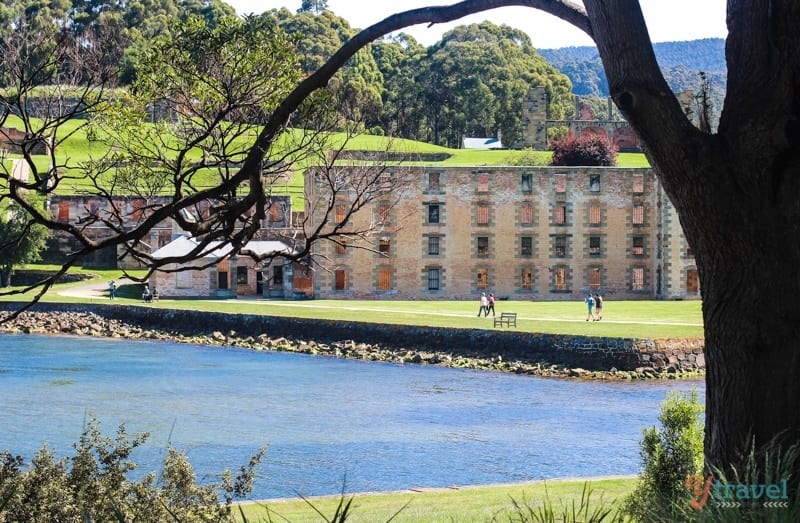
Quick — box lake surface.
[0,333,704,499]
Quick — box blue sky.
[225,0,727,48]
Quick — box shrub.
[550,133,617,166]
[0,417,264,523]
[622,388,703,521]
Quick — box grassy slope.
[8,268,703,338]
[238,477,636,523]
[4,116,650,200]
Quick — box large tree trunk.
[584,0,800,475]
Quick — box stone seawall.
[0,303,704,380]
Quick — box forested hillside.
[540,38,726,98]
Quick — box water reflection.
[0,333,704,499]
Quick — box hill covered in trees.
[540,38,726,99]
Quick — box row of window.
[423,172,647,195]
[421,202,647,226]
[334,235,650,258]
[328,266,650,293]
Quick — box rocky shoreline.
[0,309,704,381]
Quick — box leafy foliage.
[0,417,264,522]
[550,133,617,166]
[0,202,49,287]
[623,389,704,521]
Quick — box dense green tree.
[0,0,236,85]
[263,8,383,128]
[297,0,328,14]
[0,202,50,287]
[371,34,427,139]
[410,21,572,147]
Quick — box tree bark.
[583,0,800,475]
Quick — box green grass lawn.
[237,477,636,523]
[6,267,703,339]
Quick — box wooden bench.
[494,312,517,328]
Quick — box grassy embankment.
[2,113,651,210]
[236,477,636,523]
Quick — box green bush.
[0,417,263,523]
[622,388,703,521]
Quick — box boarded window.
[555,204,567,224]
[477,172,489,192]
[269,202,284,223]
[378,203,390,224]
[555,235,567,257]
[521,202,534,225]
[521,268,533,290]
[589,205,601,225]
[555,174,567,193]
[632,236,645,256]
[427,267,440,290]
[633,203,645,225]
[428,172,440,192]
[58,201,70,222]
[477,236,489,256]
[477,268,489,290]
[379,238,390,255]
[590,268,601,290]
[377,268,391,290]
[632,174,644,193]
[589,236,601,256]
[132,199,146,221]
[477,203,490,225]
[334,269,346,290]
[428,204,440,224]
[428,236,440,256]
[632,267,644,290]
[335,203,347,224]
[687,268,699,293]
[521,236,533,256]
[554,267,567,291]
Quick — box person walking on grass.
[477,292,488,317]
[109,280,116,300]
[585,294,596,321]
[486,293,496,317]
[594,293,603,321]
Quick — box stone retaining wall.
[0,303,704,380]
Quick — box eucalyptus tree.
[371,33,428,139]
[416,21,572,147]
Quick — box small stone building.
[149,235,310,299]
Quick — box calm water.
[0,333,704,499]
